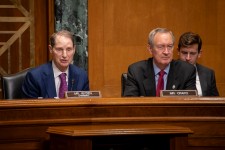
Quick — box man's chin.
[162,59,172,64]
[60,63,69,67]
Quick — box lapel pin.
[172,85,175,89]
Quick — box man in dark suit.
[22,30,89,98]
[177,32,219,96]
[123,28,196,97]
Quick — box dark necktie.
[59,73,68,98]
[156,70,165,97]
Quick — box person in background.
[177,32,219,96]
[22,30,89,98]
[123,28,196,97]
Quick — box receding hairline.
[49,30,75,47]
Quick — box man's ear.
[49,45,53,53]
[147,44,153,55]
[198,50,202,58]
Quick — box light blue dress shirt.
[153,62,170,90]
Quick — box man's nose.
[62,50,67,57]
[186,54,191,60]
[163,47,169,54]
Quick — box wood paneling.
[0,0,48,74]
[0,97,225,150]
[0,0,50,98]
[88,0,225,97]
[1,0,225,98]
[0,0,34,74]
[34,0,49,66]
[47,124,192,150]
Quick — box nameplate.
[160,90,198,97]
[65,91,101,98]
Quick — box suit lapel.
[43,62,57,98]
[196,64,206,95]
[68,65,78,91]
[166,60,177,90]
[143,58,156,96]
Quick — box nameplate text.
[65,91,101,98]
[160,90,198,97]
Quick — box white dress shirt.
[195,67,202,96]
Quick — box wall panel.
[89,0,225,97]
[0,0,49,98]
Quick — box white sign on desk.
[65,91,102,98]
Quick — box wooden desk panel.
[0,97,225,150]
[47,124,192,150]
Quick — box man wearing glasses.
[123,28,196,97]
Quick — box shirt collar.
[153,61,170,75]
[52,61,69,78]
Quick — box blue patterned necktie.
[59,73,68,98]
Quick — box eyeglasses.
[155,44,174,51]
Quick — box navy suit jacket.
[196,63,219,96]
[124,58,196,96]
[22,61,89,98]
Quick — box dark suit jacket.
[22,61,89,98]
[123,58,196,96]
[196,63,219,96]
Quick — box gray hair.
[148,28,175,47]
